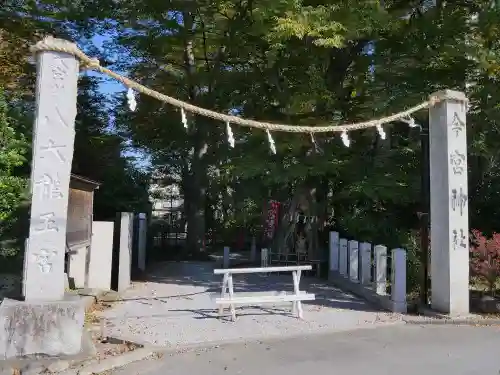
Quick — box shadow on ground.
[126,260,381,314]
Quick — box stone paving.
[99,262,403,348]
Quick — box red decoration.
[265,200,280,239]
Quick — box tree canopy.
[2,1,500,283]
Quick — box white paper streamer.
[126,88,137,112]
[310,133,317,147]
[402,116,419,128]
[181,108,188,129]
[266,129,276,154]
[341,131,350,147]
[376,124,386,140]
[226,122,235,148]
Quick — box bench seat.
[215,293,315,305]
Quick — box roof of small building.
[70,173,101,190]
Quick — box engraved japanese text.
[40,139,66,162]
[449,150,466,175]
[452,229,467,250]
[34,212,58,234]
[41,108,69,128]
[451,187,468,216]
[52,56,69,90]
[451,112,465,137]
[34,173,63,200]
[32,248,57,273]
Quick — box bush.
[0,87,29,265]
[401,230,423,296]
[470,229,500,295]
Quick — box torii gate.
[24,37,470,316]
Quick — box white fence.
[220,232,407,313]
[328,232,407,313]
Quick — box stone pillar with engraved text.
[429,90,469,315]
[23,38,79,301]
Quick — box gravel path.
[99,262,403,348]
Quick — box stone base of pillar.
[0,296,94,366]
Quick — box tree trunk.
[184,172,206,254]
[181,10,209,255]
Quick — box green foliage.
[4,0,500,278]
[72,75,151,219]
[84,0,500,253]
[0,88,29,259]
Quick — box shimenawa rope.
[31,37,438,134]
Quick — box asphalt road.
[112,324,500,375]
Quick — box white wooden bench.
[213,265,315,321]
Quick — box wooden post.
[227,274,236,321]
[218,273,228,316]
[292,270,303,319]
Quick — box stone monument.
[0,37,91,367]
[429,90,470,315]
[24,37,79,301]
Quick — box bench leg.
[227,274,236,321]
[218,274,229,317]
[291,271,297,316]
[292,270,303,319]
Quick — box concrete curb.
[403,316,500,326]
[145,320,407,356]
[58,348,156,375]
[402,306,500,326]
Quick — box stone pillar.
[429,90,469,315]
[329,232,339,272]
[339,239,348,277]
[359,242,372,285]
[137,213,147,271]
[118,212,134,292]
[348,240,359,282]
[87,221,114,290]
[23,38,79,301]
[374,245,387,295]
[391,248,407,313]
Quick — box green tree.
[72,75,151,219]
[0,88,28,259]
[19,0,500,275]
